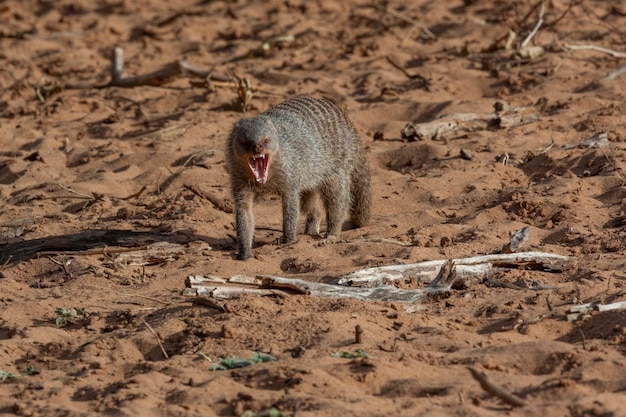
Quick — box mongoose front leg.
[234,190,255,260]
[282,191,300,243]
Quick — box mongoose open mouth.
[248,153,269,184]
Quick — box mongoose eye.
[263,137,269,144]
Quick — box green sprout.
[0,366,38,382]
[331,349,369,359]
[55,307,98,328]
[241,407,283,417]
[204,352,277,371]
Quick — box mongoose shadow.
[226,96,372,260]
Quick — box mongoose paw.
[281,234,298,245]
[317,235,339,246]
[280,238,298,249]
[237,251,251,261]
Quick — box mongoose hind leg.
[302,190,323,236]
[234,190,255,260]
[322,176,350,238]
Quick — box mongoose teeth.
[248,153,270,184]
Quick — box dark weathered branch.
[468,367,527,408]
[0,229,206,264]
[108,46,230,88]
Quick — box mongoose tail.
[350,150,372,228]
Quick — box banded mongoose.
[226,96,371,260]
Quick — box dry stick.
[157,154,195,194]
[513,310,555,331]
[373,0,435,40]
[539,135,556,154]
[57,183,96,200]
[57,183,138,203]
[108,47,229,88]
[385,55,423,80]
[37,246,151,257]
[480,0,543,51]
[122,185,147,201]
[49,182,142,204]
[125,122,192,141]
[517,0,545,28]
[468,367,527,408]
[545,0,579,28]
[48,256,73,279]
[143,320,169,359]
[520,0,545,48]
[563,43,626,58]
[34,195,94,201]
[0,255,12,272]
[118,292,172,306]
[602,64,626,81]
[364,237,413,247]
[600,148,623,181]
[184,184,233,213]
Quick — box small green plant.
[0,366,38,382]
[203,352,277,371]
[55,307,98,328]
[331,349,369,359]
[241,407,283,417]
[0,370,19,381]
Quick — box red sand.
[1,1,625,416]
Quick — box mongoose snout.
[226,96,371,260]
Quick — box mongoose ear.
[231,121,247,144]
[266,119,278,135]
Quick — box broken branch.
[401,102,540,141]
[567,300,626,322]
[337,251,575,288]
[184,266,460,312]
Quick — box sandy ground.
[1,0,626,416]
